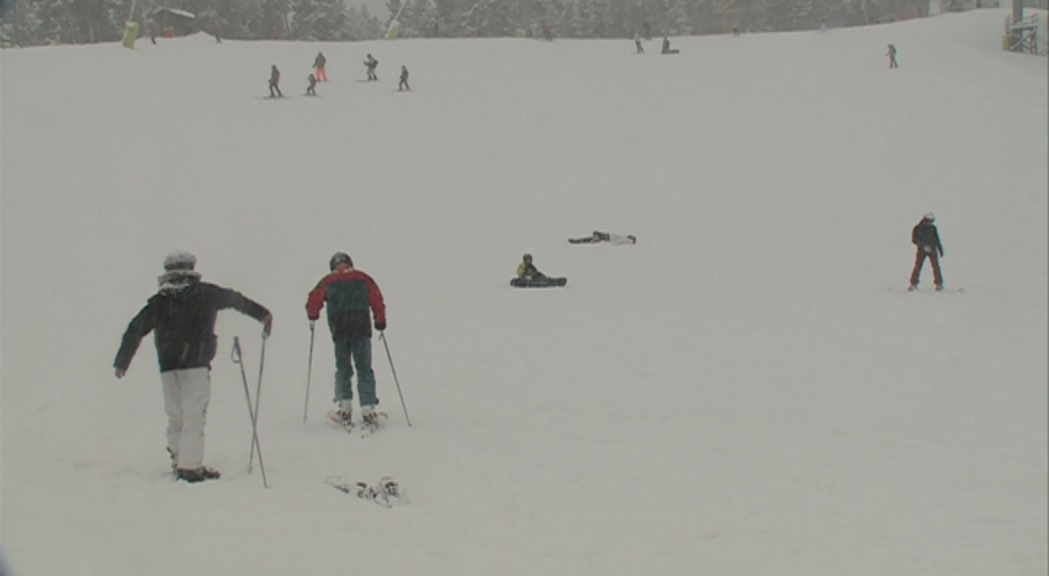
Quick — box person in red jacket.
[909,213,944,291]
[306,252,386,427]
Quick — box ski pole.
[232,336,268,488]
[249,335,267,472]
[379,332,411,426]
[304,320,315,423]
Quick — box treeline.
[1,0,952,47]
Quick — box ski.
[359,411,389,438]
[326,409,388,437]
[326,409,355,433]
[326,475,407,507]
[896,287,964,294]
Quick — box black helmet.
[329,252,353,271]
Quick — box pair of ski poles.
[302,321,411,427]
[232,335,268,488]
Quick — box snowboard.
[510,276,567,288]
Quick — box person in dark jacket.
[399,65,410,91]
[269,64,282,97]
[114,251,272,483]
[307,73,318,96]
[306,252,387,427]
[887,44,898,68]
[364,54,378,81]
[909,213,944,291]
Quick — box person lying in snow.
[568,230,637,244]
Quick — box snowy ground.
[1,9,1046,575]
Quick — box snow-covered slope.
[1,10,1046,575]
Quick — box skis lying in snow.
[326,475,407,507]
[326,409,389,438]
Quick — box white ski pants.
[160,367,211,469]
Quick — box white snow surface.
[1,10,1047,575]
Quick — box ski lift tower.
[1006,0,1038,53]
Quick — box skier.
[305,252,387,429]
[364,53,379,81]
[269,64,282,97]
[568,230,637,244]
[908,213,944,291]
[113,251,272,483]
[516,253,546,280]
[399,65,410,91]
[634,32,644,53]
[661,36,679,54]
[314,51,327,81]
[307,73,317,96]
[886,44,898,68]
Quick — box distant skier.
[568,230,637,245]
[364,54,378,81]
[307,73,317,96]
[634,32,644,53]
[886,44,898,68]
[908,212,944,291]
[269,64,283,98]
[399,65,410,91]
[314,51,327,81]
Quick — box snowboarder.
[314,51,327,81]
[634,32,644,53]
[399,65,410,91]
[909,213,944,291]
[307,73,318,96]
[661,36,679,54]
[516,253,546,280]
[305,252,387,429]
[886,44,898,68]
[364,54,379,81]
[269,64,282,97]
[113,251,272,483]
[568,230,637,244]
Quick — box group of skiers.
[114,250,387,483]
[268,51,410,98]
[114,213,944,483]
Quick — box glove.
[375,322,386,332]
[115,368,127,379]
[939,249,944,258]
[262,314,273,339]
[309,319,316,332]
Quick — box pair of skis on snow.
[326,475,407,507]
[324,412,405,506]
